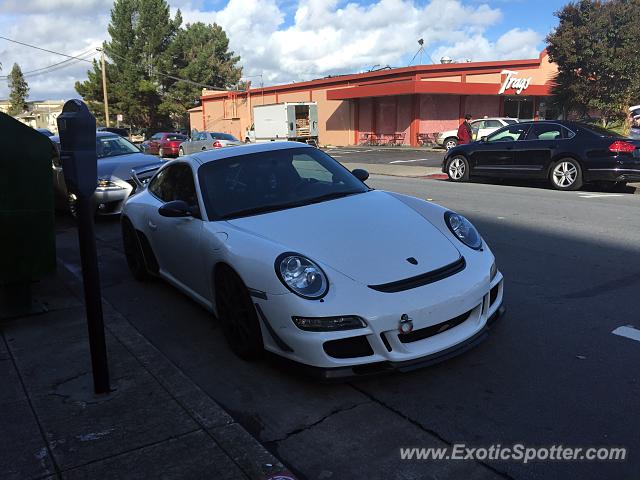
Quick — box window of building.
[503,97,534,120]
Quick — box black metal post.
[75,195,110,394]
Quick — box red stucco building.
[196,50,557,147]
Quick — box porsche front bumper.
[253,254,504,376]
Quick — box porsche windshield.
[198,147,369,220]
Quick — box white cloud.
[432,27,542,63]
[0,0,545,100]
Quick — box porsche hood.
[226,190,462,286]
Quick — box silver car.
[178,131,242,156]
[52,132,163,216]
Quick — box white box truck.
[245,102,319,145]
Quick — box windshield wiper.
[220,201,304,220]
[300,190,362,205]
[220,190,364,220]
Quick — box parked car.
[36,127,54,137]
[120,142,504,376]
[51,132,164,216]
[142,132,188,157]
[442,120,640,190]
[98,126,130,138]
[437,117,519,150]
[178,131,242,156]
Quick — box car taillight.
[213,141,223,148]
[609,140,636,153]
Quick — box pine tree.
[76,0,181,130]
[76,0,242,131]
[8,63,29,116]
[158,22,242,127]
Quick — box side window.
[563,127,576,139]
[471,120,484,130]
[526,124,562,141]
[151,133,161,140]
[148,164,197,205]
[292,153,333,182]
[485,120,502,128]
[487,125,529,142]
[196,132,206,141]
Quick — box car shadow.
[468,176,637,194]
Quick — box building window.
[503,96,534,120]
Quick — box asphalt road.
[55,174,640,480]
[323,146,445,167]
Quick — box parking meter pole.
[76,195,110,394]
[57,99,110,395]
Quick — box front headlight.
[96,178,125,190]
[275,253,329,299]
[444,211,482,250]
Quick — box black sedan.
[442,120,640,190]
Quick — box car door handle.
[148,221,157,231]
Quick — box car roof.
[188,141,314,165]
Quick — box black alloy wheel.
[122,219,151,281]
[216,269,264,359]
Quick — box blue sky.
[0,0,567,100]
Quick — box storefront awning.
[326,80,551,100]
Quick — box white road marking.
[578,193,624,198]
[612,325,640,343]
[389,159,429,164]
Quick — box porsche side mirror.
[352,168,369,182]
[480,136,487,142]
[159,200,192,217]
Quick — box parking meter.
[57,99,110,394]
[57,99,97,198]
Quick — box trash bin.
[0,112,56,317]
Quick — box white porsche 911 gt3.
[121,142,504,378]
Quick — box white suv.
[436,117,519,150]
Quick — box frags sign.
[498,70,531,95]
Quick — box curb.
[56,259,296,480]
[323,145,443,153]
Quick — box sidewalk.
[341,161,445,178]
[0,263,295,479]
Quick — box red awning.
[326,80,551,100]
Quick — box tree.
[76,0,242,132]
[546,0,640,129]
[158,22,242,127]
[8,63,29,116]
[76,0,182,130]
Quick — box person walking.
[457,114,473,145]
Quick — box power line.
[0,50,98,80]
[0,35,230,92]
[0,35,96,64]
[103,49,228,91]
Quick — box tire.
[158,147,165,158]
[446,155,470,182]
[178,147,184,157]
[444,137,458,150]
[215,268,263,360]
[549,158,583,191]
[122,219,151,281]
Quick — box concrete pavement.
[48,175,640,480]
[0,262,294,480]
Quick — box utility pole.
[98,48,110,127]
